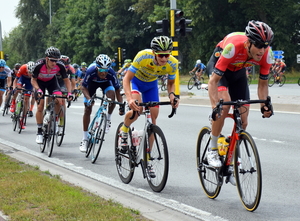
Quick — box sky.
[0,0,20,38]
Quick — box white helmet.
[27,61,35,73]
[196,59,201,64]
[95,54,111,69]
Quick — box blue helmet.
[0,59,6,67]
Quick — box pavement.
[0,88,299,221]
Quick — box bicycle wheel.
[18,105,25,134]
[2,91,12,116]
[144,125,169,192]
[196,126,222,198]
[91,113,107,164]
[56,106,66,146]
[12,114,18,131]
[279,75,286,87]
[46,114,56,157]
[268,76,275,87]
[187,77,195,90]
[234,131,262,212]
[196,77,205,90]
[115,122,135,184]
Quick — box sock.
[107,114,111,121]
[83,131,89,140]
[208,135,219,151]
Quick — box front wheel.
[56,106,66,146]
[91,114,107,164]
[187,77,195,90]
[115,122,135,184]
[279,75,286,87]
[268,76,275,87]
[2,91,12,116]
[144,125,169,192]
[234,131,262,212]
[196,126,222,198]
[46,114,56,157]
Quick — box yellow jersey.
[129,49,178,82]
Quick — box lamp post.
[0,21,3,59]
[49,0,52,24]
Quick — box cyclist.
[189,59,206,84]
[0,59,12,110]
[79,54,123,152]
[73,63,82,99]
[31,46,73,144]
[79,62,87,79]
[272,58,286,82]
[118,36,179,177]
[206,21,274,182]
[10,61,35,129]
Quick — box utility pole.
[0,21,3,59]
[49,0,52,25]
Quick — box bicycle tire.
[234,131,262,212]
[91,113,107,164]
[18,102,25,134]
[46,114,56,157]
[144,125,169,192]
[279,75,286,87]
[115,122,135,184]
[85,115,98,158]
[268,76,275,87]
[2,91,12,116]
[187,77,195,90]
[56,106,66,146]
[196,77,205,90]
[12,114,18,131]
[196,126,222,199]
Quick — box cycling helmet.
[60,55,71,65]
[27,61,35,73]
[151,36,173,52]
[73,63,79,69]
[14,63,21,70]
[95,54,112,68]
[196,59,201,64]
[45,46,61,59]
[0,59,6,67]
[81,62,87,67]
[245,20,274,45]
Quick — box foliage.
[2,0,300,72]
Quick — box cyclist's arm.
[208,72,222,108]
[167,78,179,108]
[257,77,272,118]
[123,69,139,111]
[81,85,91,100]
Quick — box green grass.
[0,153,150,221]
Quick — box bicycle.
[187,72,204,90]
[196,96,273,211]
[85,93,124,164]
[39,94,70,157]
[114,100,177,192]
[2,87,13,116]
[11,88,31,134]
[268,70,286,87]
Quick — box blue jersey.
[194,63,206,70]
[0,65,12,80]
[82,64,120,89]
[75,69,82,79]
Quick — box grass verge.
[0,152,150,221]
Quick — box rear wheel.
[196,126,222,198]
[279,75,286,87]
[2,91,12,116]
[18,105,26,134]
[115,122,135,184]
[91,114,107,164]
[56,106,66,146]
[144,125,169,192]
[235,131,262,212]
[196,77,205,90]
[187,77,196,90]
[46,114,56,157]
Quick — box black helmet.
[14,63,21,70]
[73,63,79,69]
[60,55,71,65]
[151,36,173,52]
[245,20,274,45]
[45,46,61,59]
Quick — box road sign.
[274,55,284,59]
[273,50,284,55]
[297,54,300,64]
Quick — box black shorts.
[36,77,61,99]
[87,80,114,98]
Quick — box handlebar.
[211,96,273,121]
[129,98,178,120]
[37,94,72,107]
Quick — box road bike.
[114,100,177,192]
[268,70,286,87]
[85,93,124,164]
[39,94,70,157]
[196,96,273,211]
[187,72,204,90]
[2,87,13,116]
[11,88,31,134]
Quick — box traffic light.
[156,19,169,36]
[122,48,126,62]
[4,54,9,61]
[174,9,192,37]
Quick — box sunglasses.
[155,52,171,58]
[251,41,269,49]
[0,66,4,68]
[49,58,58,62]
[97,68,108,73]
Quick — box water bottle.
[15,101,21,115]
[43,111,50,125]
[132,130,139,146]
[217,135,228,156]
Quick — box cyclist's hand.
[128,99,139,111]
[67,92,74,101]
[169,92,179,108]
[119,104,125,116]
[261,105,273,118]
[37,89,43,97]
